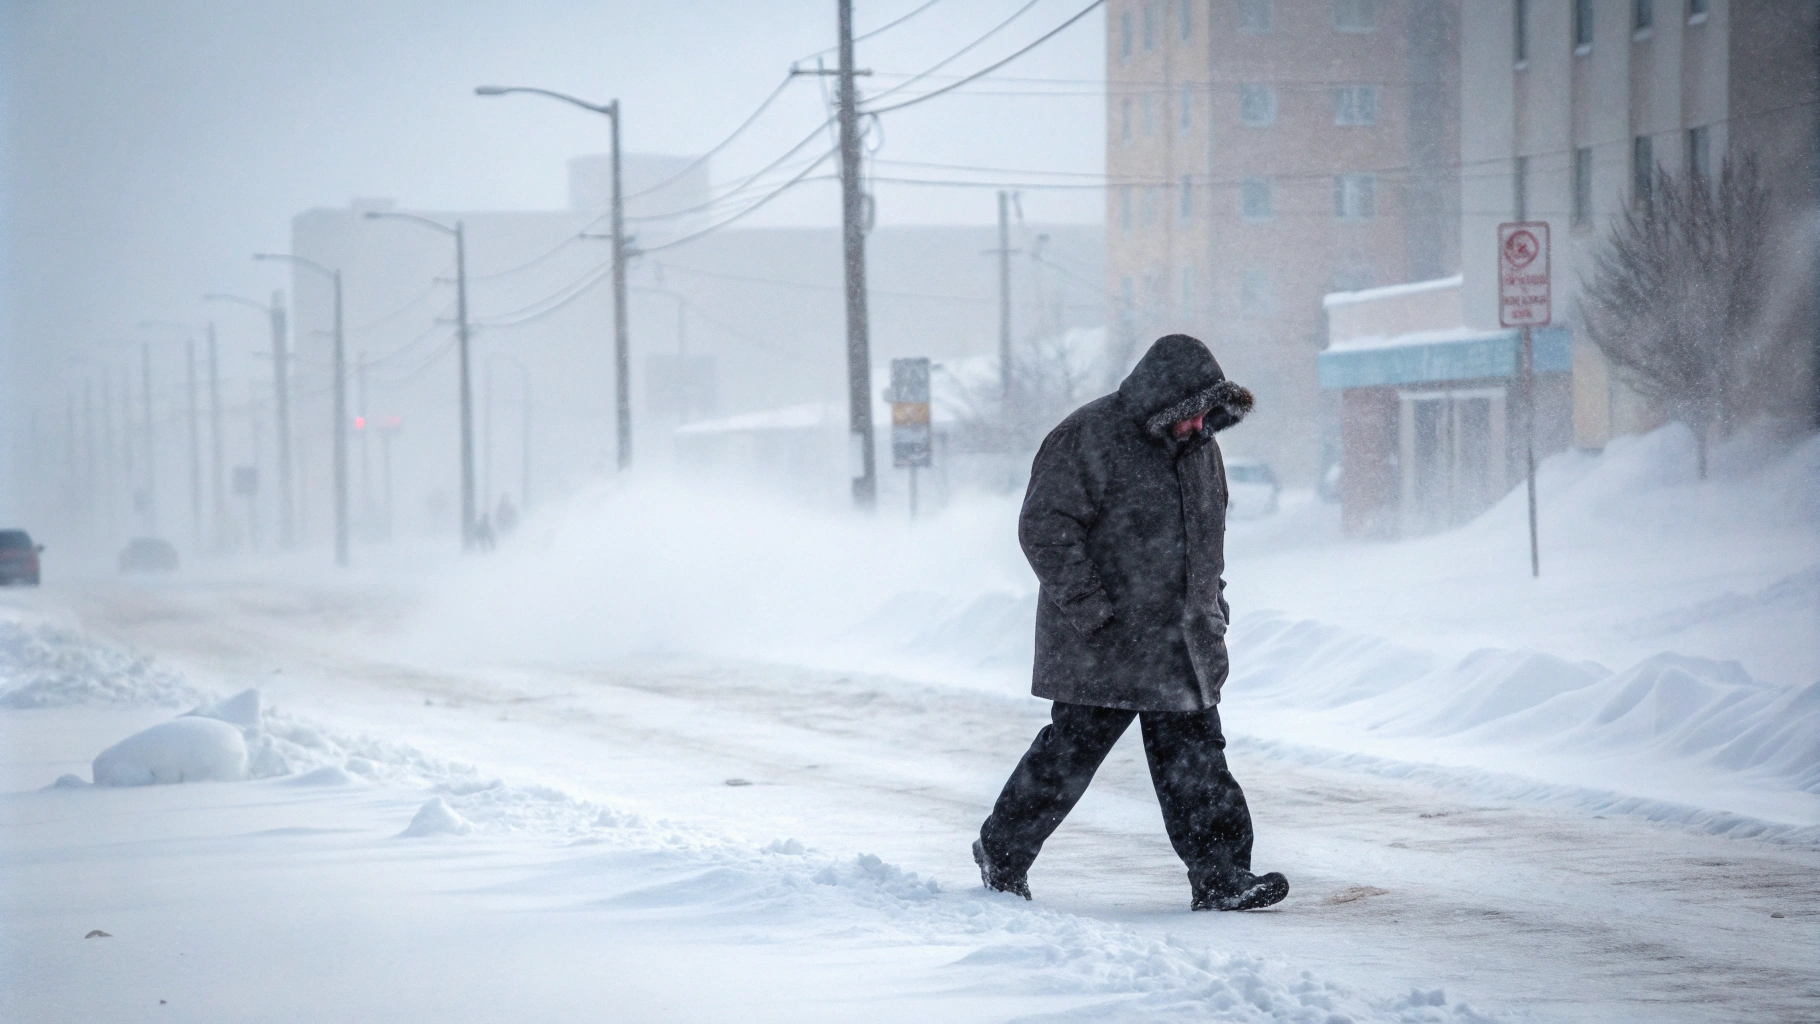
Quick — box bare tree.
[945,330,1109,460]
[1579,156,1772,477]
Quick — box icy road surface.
[4,572,1815,1023]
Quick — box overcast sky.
[0,0,1106,395]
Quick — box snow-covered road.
[6,571,1814,1023]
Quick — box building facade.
[1106,0,1461,484]
[1460,0,1819,448]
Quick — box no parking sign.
[1498,221,1551,327]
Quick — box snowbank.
[0,620,199,709]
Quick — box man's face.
[1172,413,1205,439]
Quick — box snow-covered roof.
[1325,325,1514,353]
[674,401,839,436]
[1321,274,1463,310]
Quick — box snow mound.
[185,688,261,729]
[397,797,474,837]
[278,765,357,787]
[0,621,199,709]
[92,716,249,786]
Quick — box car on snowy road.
[119,537,180,574]
[1224,458,1280,519]
[0,529,43,585]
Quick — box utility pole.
[271,291,294,550]
[208,322,225,553]
[483,361,493,513]
[357,350,371,534]
[455,222,477,549]
[837,0,876,510]
[331,269,348,567]
[996,190,1017,401]
[141,341,157,532]
[100,374,115,541]
[83,382,96,540]
[185,335,201,551]
[609,106,631,472]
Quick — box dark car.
[0,530,42,586]
[119,537,180,574]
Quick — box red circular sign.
[1504,229,1539,269]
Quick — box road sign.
[1498,221,1551,327]
[889,358,932,469]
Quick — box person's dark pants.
[978,700,1254,893]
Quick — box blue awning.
[1317,326,1571,389]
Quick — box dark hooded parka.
[1019,334,1254,712]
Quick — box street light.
[254,251,349,568]
[204,291,295,551]
[476,83,632,471]
[362,210,478,551]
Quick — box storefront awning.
[1317,326,1570,389]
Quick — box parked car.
[0,529,43,585]
[1224,458,1281,519]
[119,537,180,574]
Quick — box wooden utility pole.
[838,0,876,509]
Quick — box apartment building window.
[1241,178,1273,221]
[1120,185,1133,232]
[1633,134,1655,207]
[1573,146,1594,225]
[1180,84,1194,133]
[1514,155,1529,219]
[1688,125,1711,180]
[1240,84,1277,126]
[1239,0,1273,34]
[1574,0,1593,51]
[1333,86,1377,126]
[1180,0,1192,40]
[1142,185,1157,226]
[1333,268,1375,292]
[1144,2,1156,50]
[1121,10,1133,61]
[1240,267,1272,312]
[1334,0,1377,33]
[1121,97,1133,143]
[1515,0,1529,64]
[1688,0,1708,21]
[1141,94,1154,135]
[1634,0,1653,32]
[1180,174,1194,221]
[1335,173,1376,220]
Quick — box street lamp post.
[205,292,296,550]
[254,253,348,567]
[476,84,631,471]
[362,211,477,551]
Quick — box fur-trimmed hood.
[1116,334,1254,439]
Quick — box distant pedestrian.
[474,513,495,553]
[974,334,1289,912]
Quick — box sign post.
[888,358,932,520]
[1498,221,1550,578]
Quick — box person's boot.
[972,839,1032,900]
[1191,871,1289,911]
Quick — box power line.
[866,0,1105,116]
[793,0,949,64]
[639,146,842,255]
[623,74,800,201]
[865,0,1044,104]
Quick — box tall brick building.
[1105,0,1460,482]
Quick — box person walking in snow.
[973,333,1290,912]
